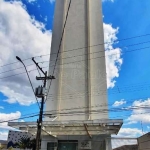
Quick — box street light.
[16,56,40,108]
[16,56,32,88]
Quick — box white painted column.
[46,0,108,121]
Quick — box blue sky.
[0,0,150,146]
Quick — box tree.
[14,137,36,150]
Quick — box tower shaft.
[46,0,108,121]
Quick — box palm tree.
[17,137,31,149]
[14,137,36,150]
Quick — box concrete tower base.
[41,135,112,150]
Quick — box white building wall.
[138,133,150,150]
[46,0,108,121]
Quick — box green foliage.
[14,137,36,150]
[0,146,4,150]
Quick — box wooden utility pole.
[32,57,55,150]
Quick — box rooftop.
[8,119,123,137]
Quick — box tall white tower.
[8,1,123,149]
[46,0,108,121]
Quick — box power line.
[44,45,150,101]
[0,39,147,76]
[0,66,48,80]
[1,104,149,124]
[0,106,149,124]
[0,114,39,124]
[44,39,150,61]
[1,32,150,69]
[49,40,150,63]
[43,105,150,119]
[48,46,150,68]
[46,86,150,102]
[0,44,149,78]
[0,61,49,75]
[0,35,150,78]
[43,104,150,114]
[45,0,72,103]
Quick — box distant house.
[113,144,138,150]
[138,132,150,150]
[0,140,7,149]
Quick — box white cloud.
[117,128,143,137]
[50,0,55,3]
[113,99,126,107]
[111,128,142,148]
[147,126,150,129]
[0,111,21,131]
[126,98,150,124]
[0,111,21,122]
[0,132,8,140]
[0,0,121,107]
[0,0,52,106]
[103,0,114,2]
[1,86,35,106]
[0,106,4,109]
[111,138,137,149]
[103,23,123,88]
[27,0,36,3]
[49,0,113,4]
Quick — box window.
[47,142,57,150]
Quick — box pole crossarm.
[32,57,46,75]
[36,76,55,80]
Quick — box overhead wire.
[1,33,150,69]
[0,61,49,75]
[48,46,150,68]
[0,66,49,80]
[43,104,150,114]
[0,114,39,124]
[0,105,150,124]
[41,39,150,61]
[0,44,149,79]
[46,83,150,100]
[45,0,72,103]
[1,39,150,76]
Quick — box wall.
[46,0,108,121]
[41,135,111,150]
[138,133,150,150]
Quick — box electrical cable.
[0,43,149,79]
[1,104,150,124]
[45,0,72,103]
[45,45,150,102]
[0,114,39,124]
[0,66,48,80]
[0,61,49,75]
[0,106,149,124]
[48,46,150,68]
[1,33,150,69]
[1,40,150,75]
[44,40,150,61]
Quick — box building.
[43,0,123,149]
[0,140,7,149]
[113,145,138,150]
[8,0,123,149]
[46,0,108,121]
[138,132,150,150]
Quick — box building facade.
[46,0,108,122]
[43,0,122,149]
[138,132,150,150]
[8,0,123,149]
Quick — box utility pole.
[32,57,55,150]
